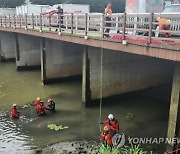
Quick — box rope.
[99,38,104,132]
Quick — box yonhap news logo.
[128,137,180,145]
[112,135,180,147]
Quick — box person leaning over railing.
[104,3,114,37]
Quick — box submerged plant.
[120,142,153,154]
[21,104,29,108]
[47,124,69,131]
[126,113,134,121]
[89,142,153,154]
[90,143,120,154]
[34,149,45,154]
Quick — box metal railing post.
[25,14,28,30]
[40,14,42,32]
[58,13,61,33]
[122,13,126,41]
[32,14,34,29]
[49,16,51,31]
[71,13,73,35]
[4,15,6,27]
[0,16,2,27]
[101,13,105,38]
[14,14,16,28]
[85,13,88,38]
[19,15,22,28]
[147,13,154,46]
[9,14,11,27]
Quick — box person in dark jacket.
[47,98,56,112]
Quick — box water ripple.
[0,113,33,153]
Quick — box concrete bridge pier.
[82,47,173,106]
[16,34,41,70]
[166,63,180,152]
[0,32,16,62]
[41,38,83,84]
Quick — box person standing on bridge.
[56,5,64,31]
[104,3,114,37]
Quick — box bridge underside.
[0,32,16,62]
[41,38,83,84]
[82,46,174,105]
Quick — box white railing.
[0,13,180,49]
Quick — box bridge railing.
[0,13,180,50]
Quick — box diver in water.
[10,103,20,118]
[47,98,56,112]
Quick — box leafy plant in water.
[126,113,134,121]
[120,142,153,154]
[90,143,120,154]
[89,142,154,154]
[47,124,69,131]
[34,149,45,154]
[21,104,29,109]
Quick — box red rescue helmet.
[104,125,111,131]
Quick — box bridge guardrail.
[0,13,180,50]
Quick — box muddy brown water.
[0,62,171,153]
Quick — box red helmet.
[104,125,111,131]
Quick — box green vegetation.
[90,143,120,154]
[126,113,134,121]
[34,149,44,154]
[47,124,69,131]
[0,0,25,8]
[0,0,125,13]
[120,143,153,154]
[90,143,154,154]
[30,0,126,13]
[21,104,29,108]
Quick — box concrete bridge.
[0,13,180,152]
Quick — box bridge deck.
[0,13,180,61]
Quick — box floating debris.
[21,104,29,109]
[47,124,69,131]
[126,113,134,121]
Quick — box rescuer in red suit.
[100,125,113,146]
[99,114,119,137]
[11,103,20,118]
[33,97,41,106]
[36,100,48,116]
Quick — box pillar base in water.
[16,65,41,71]
[42,75,82,85]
